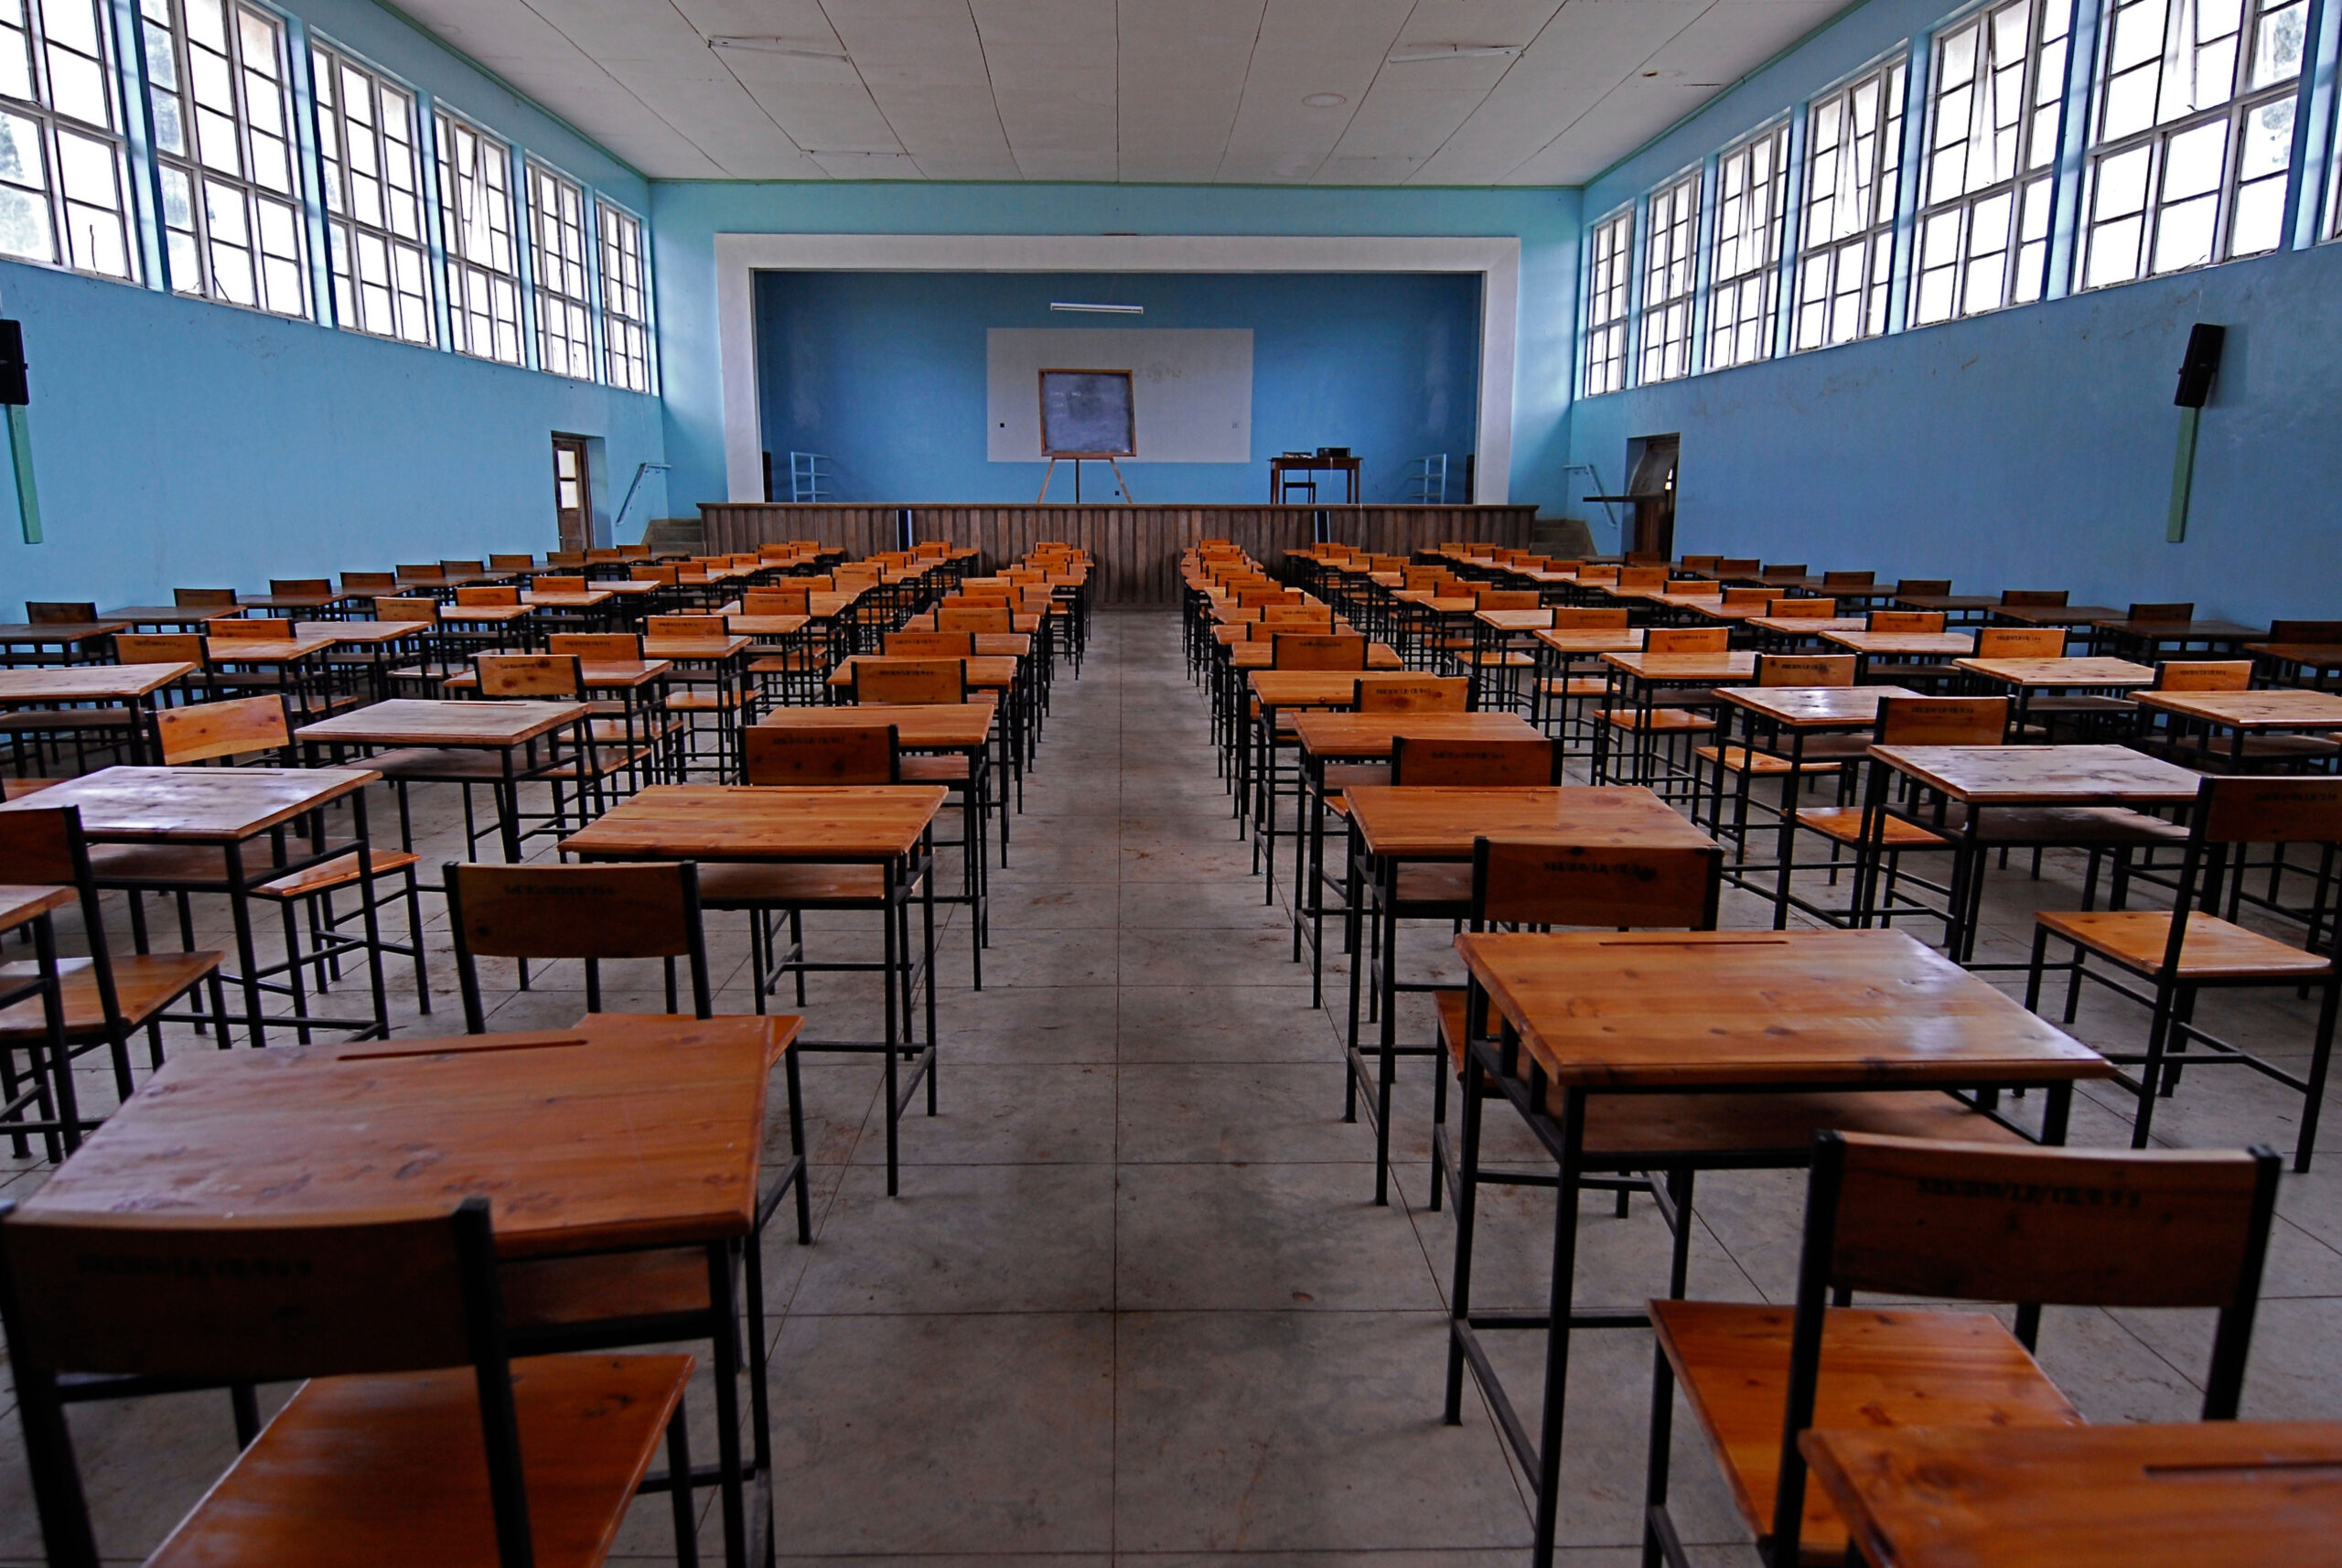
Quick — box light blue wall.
[649,182,1581,516]
[0,0,667,613]
[756,269,1482,505]
[1567,0,2342,622]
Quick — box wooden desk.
[757,701,1005,865]
[241,590,365,618]
[2246,640,2342,690]
[95,606,241,630]
[1446,927,2109,1567]
[1993,602,2123,631]
[294,618,434,702]
[201,632,343,722]
[1821,628,1977,682]
[2089,617,2268,657]
[296,698,591,863]
[2133,686,2342,770]
[1270,452,1360,503]
[1801,1420,2342,1568]
[0,661,196,765]
[1953,655,2155,737]
[0,620,131,666]
[1596,651,1757,788]
[1744,615,1868,645]
[1891,593,1997,624]
[0,882,75,1157]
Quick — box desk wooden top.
[828,654,1018,689]
[96,607,242,627]
[1893,594,1998,612]
[1291,711,1542,761]
[442,660,671,693]
[641,635,754,660]
[0,661,196,702]
[2136,688,2342,728]
[436,604,534,624]
[0,765,379,840]
[1602,650,1760,682]
[18,1025,769,1258]
[562,783,947,862]
[1476,609,1556,632]
[239,592,361,612]
[1801,1420,2342,1568]
[1247,670,1383,708]
[0,883,74,930]
[1345,784,1714,860]
[757,703,994,748]
[294,618,433,644]
[725,614,813,637]
[1534,628,1646,654]
[1714,684,1920,726]
[1391,592,1479,615]
[2246,641,2342,668]
[298,698,588,747]
[1822,630,1977,656]
[2090,618,2268,641]
[352,1012,801,1071]
[1869,744,2205,804]
[1993,603,2122,627]
[1228,641,1404,671]
[1456,928,2107,1090]
[901,610,1043,634]
[1954,656,2156,688]
[1746,616,1869,636]
[200,634,341,661]
[521,588,617,607]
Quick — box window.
[1706,124,1790,370]
[1911,0,2069,323]
[526,160,591,380]
[1583,206,1633,396]
[596,199,650,392]
[0,0,135,279]
[435,109,521,364]
[1794,59,1908,349]
[312,46,431,344]
[2081,0,2305,285]
[141,0,306,316]
[1638,169,1701,383]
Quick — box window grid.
[313,45,431,345]
[1795,59,1908,349]
[527,160,592,381]
[1911,0,2070,325]
[2081,0,2305,286]
[1638,171,1702,384]
[1706,124,1791,370]
[0,0,136,280]
[434,109,521,365]
[142,0,306,316]
[1583,206,1633,396]
[596,199,650,393]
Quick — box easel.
[1037,455,1133,504]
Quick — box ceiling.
[392,0,1855,185]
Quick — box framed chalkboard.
[1038,369,1136,457]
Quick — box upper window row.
[0,0,653,392]
[1585,0,2317,394]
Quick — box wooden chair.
[1764,596,1838,619]
[2000,588,2069,607]
[1533,607,1634,740]
[1864,608,1943,633]
[853,656,968,705]
[1354,673,1468,714]
[1894,577,1951,596]
[1717,558,1763,577]
[1721,586,1775,607]
[471,654,626,816]
[0,1197,701,1568]
[1695,656,1862,843]
[936,604,1011,634]
[1644,627,1727,654]
[1271,631,1367,671]
[1388,735,1560,788]
[488,553,538,573]
[2026,773,2342,1170]
[1644,1132,2281,1566]
[1604,628,1727,780]
[446,859,715,1027]
[2125,600,2194,622]
[175,587,239,607]
[1973,625,2067,659]
[25,600,97,623]
[1821,570,1874,589]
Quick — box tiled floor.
[4,607,2341,1567]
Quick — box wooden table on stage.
[1445,927,2110,1568]
[1801,1420,2342,1568]
[0,661,197,764]
[296,698,591,863]
[1270,453,1360,502]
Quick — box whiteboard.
[988,328,1251,463]
[1038,370,1135,456]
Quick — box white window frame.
[525,157,592,381]
[434,106,521,366]
[1582,204,1633,396]
[596,196,651,393]
[311,41,432,345]
[1638,168,1702,384]
[1706,123,1792,370]
[1910,0,2072,324]
[2080,0,2307,286]
[1793,56,1909,349]
[0,0,137,280]
[140,0,307,317]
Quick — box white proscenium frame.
[714,232,1521,504]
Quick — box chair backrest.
[647,615,725,640]
[1550,607,1630,628]
[741,589,810,616]
[1615,566,1668,591]
[2197,772,2342,848]
[442,559,484,575]
[2269,619,2342,644]
[27,600,97,623]
[1765,596,1838,618]
[1974,625,2067,658]
[1721,585,1773,606]
[1763,563,1808,577]
[175,587,239,607]
[935,605,1012,633]
[1258,603,1334,626]
[113,632,205,667]
[1874,694,2010,746]
[154,694,291,765]
[372,596,440,624]
[268,578,332,597]
[341,571,396,592]
[1999,588,2068,607]
[1717,558,1762,575]
[1865,609,1944,633]
[1644,627,1729,655]
[546,632,642,661]
[204,616,279,640]
[489,553,537,572]
[886,630,975,657]
[631,564,680,585]
[474,653,584,699]
[1477,589,1541,610]
[1755,653,1854,687]
[1390,735,1560,786]
[1471,837,1723,930]
[1681,554,1723,573]
[1821,570,1875,587]
[532,575,587,594]
[1895,578,1951,596]
[854,657,967,705]
[445,860,711,1030]
[1664,578,1718,596]
[2127,601,2194,622]
[1353,674,1469,713]
[395,564,446,584]
[1272,632,1367,671]
[1576,564,1621,585]
[745,723,900,785]
[0,806,124,1028]
[2154,660,2251,692]
[455,585,521,607]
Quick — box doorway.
[552,434,593,552]
[1622,434,1679,561]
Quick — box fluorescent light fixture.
[1388,44,1522,63]
[707,37,849,59]
[1049,302,1144,314]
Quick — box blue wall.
[1567,0,2342,622]
[0,0,667,613]
[756,270,1481,505]
[650,182,1580,516]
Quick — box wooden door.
[552,435,592,551]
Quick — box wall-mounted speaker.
[2174,322,2225,408]
[0,319,28,407]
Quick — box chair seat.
[1794,806,1952,849]
[2036,909,2332,981]
[0,951,222,1041]
[252,849,422,901]
[543,745,654,779]
[1392,863,1475,908]
[667,691,745,712]
[367,746,528,781]
[695,862,890,908]
[145,1353,692,1568]
[900,754,974,783]
[1601,708,1713,732]
[1539,676,1609,697]
[1694,746,1843,777]
[1650,1299,2082,1563]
